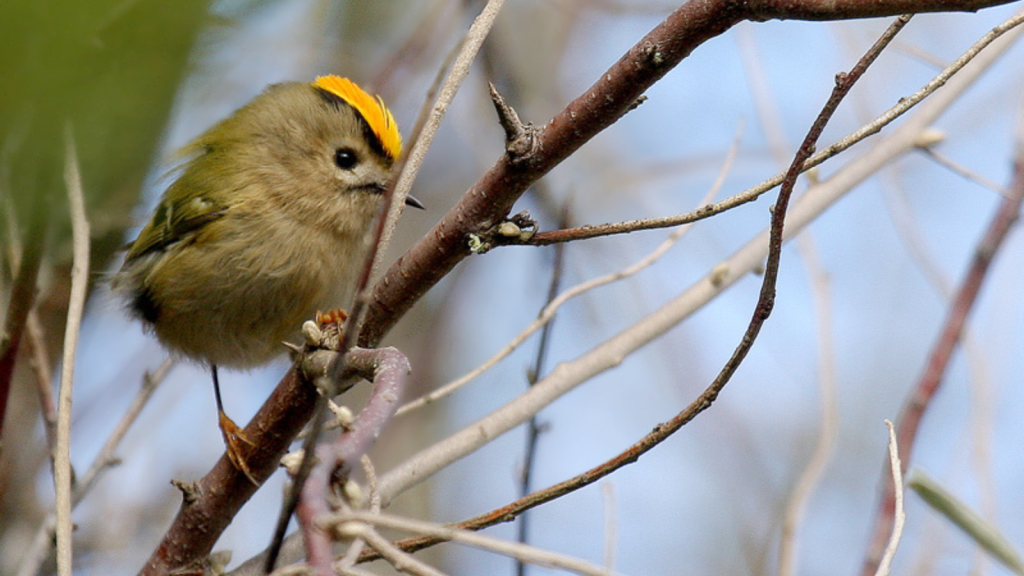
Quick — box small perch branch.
[296,346,409,576]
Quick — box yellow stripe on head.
[313,75,402,161]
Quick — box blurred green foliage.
[0,0,213,265]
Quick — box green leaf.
[909,470,1024,575]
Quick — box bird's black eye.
[334,148,358,170]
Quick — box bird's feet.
[218,409,258,485]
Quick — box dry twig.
[54,127,90,576]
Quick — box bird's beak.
[404,194,425,210]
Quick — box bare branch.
[376,0,508,258]
[918,145,1009,196]
[54,126,90,576]
[26,314,57,456]
[528,10,1024,246]
[329,511,623,576]
[138,368,319,576]
[874,421,906,576]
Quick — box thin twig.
[78,358,174,499]
[891,38,949,69]
[918,146,1009,197]
[378,0,507,257]
[347,526,446,576]
[332,511,622,576]
[741,23,841,574]
[26,313,58,455]
[265,386,330,572]
[874,421,906,576]
[334,456,379,571]
[55,125,90,576]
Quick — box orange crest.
[313,75,402,161]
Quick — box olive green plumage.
[114,79,398,368]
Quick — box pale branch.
[918,146,1009,196]
[375,0,508,263]
[327,511,622,576]
[332,456,379,572]
[777,233,840,576]
[873,422,907,576]
[55,127,89,576]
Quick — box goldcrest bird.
[113,75,420,481]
